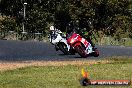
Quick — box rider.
[86,30,95,48]
[66,20,95,48]
[66,21,75,39]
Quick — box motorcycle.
[67,31,99,58]
[49,26,70,55]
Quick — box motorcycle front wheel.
[75,45,87,58]
[58,43,69,55]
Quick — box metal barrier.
[0,31,132,46]
[0,31,46,41]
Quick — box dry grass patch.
[0,60,110,71]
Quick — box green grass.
[0,59,132,88]
[93,37,132,46]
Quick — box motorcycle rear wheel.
[93,48,99,57]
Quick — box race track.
[0,40,131,61]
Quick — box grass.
[0,58,131,88]
[92,37,132,46]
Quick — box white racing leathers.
[49,26,70,52]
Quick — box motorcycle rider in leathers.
[66,20,95,48]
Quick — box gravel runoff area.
[0,60,110,71]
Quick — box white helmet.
[50,26,55,31]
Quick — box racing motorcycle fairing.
[67,33,93,54]
[49,26,70,53]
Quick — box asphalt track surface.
[0,40,131,61]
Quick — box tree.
[0,0,131,38]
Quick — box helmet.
[50,26,55,31]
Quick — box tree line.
[0,0,132,39]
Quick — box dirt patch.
[0,60,110,71]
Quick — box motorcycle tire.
[58,43,69,55]
[75,45,87,58]
[93,48,99,57]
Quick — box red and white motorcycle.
[67,32,99,58]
